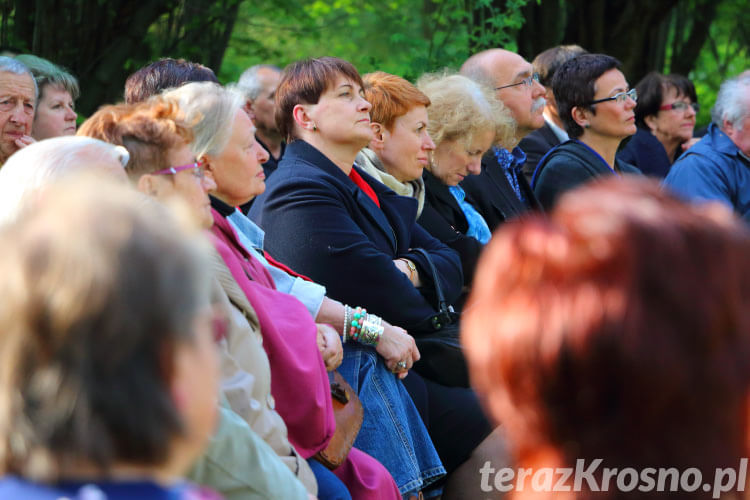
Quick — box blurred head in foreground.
[463,177,750,498]
[0,178,218,484]
[0,135,128,224]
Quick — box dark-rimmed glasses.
[496,73,540,91]
[152,160,205,179]
[587,89,637,105]
[659,101,699,113]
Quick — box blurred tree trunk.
[1,0,239,115]
[669,0,718,76]
[514,0,717,84]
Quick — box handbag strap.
[412,248,453,315]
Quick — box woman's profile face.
[306,74,373,148]
[378,105,434,182]
[150,142,216,229]
[206,109,269,206]
[647,87,697,146]
[586,69,637,140]
[430,129,494,186]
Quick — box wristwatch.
[399,258,417,282]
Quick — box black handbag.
[409,248,470,388]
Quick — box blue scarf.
[449,184,491,244]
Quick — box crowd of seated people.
[0,43,749,500]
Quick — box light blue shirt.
[228,208,326,318]
[448,184,492,244]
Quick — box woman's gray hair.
[0,56,38,99]
[711,75,750,131]
[14,54,80,100]
[162,82,244,157]
[417,72,515,150]
[0,136,128,225]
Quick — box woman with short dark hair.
[250,56,504,500]
[124,58,218,105]
[532,54,641,209]
[618,72,699,177]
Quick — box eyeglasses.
[152,160,205,179]
[588,89,638,105]
[496,73,540,91]
[659,101,699,113]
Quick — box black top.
[617,127,674,178]
[418,169,484,287]
[518,122,562,184]
[533,139,642,210]
[248,139,463,329]
[460,148,541,232]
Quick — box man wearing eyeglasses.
[459,48,545,231]
[665,73,750,223]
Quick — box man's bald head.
[461,49,546,140]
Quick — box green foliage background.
[219,0,750,129]
[219,0,527,82]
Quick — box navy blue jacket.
[664,123,750,221]
[249,140,462,330]
[617,127,674,178]
[519,122,562,184]
[533,139,642,210]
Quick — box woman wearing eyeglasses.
[617,72,699,178]
[531,53,641,209]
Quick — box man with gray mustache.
[459,49,545,230]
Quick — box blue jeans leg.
[307,458,352,500]
[338,343,445,498]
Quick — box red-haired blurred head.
[463,177,750,499]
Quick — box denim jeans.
[338,343,445,498]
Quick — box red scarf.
[349,168,380,208]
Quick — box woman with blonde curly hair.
[415,72,514,288]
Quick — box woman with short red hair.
[464,177,750,499]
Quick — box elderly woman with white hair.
[0,56,37,165]
[163,80,446,500]
[664,73,750,221]
[415,72,515,288]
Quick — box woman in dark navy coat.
[249,57,505,499]
[249,61,462,335]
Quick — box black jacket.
[533,139,642,210]
[248,140,462,330]
[418,170,483,287]
[518,122,562,184]
[461,148,541,232]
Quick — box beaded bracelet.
[342,305,383,346]
[349,307,366,342]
